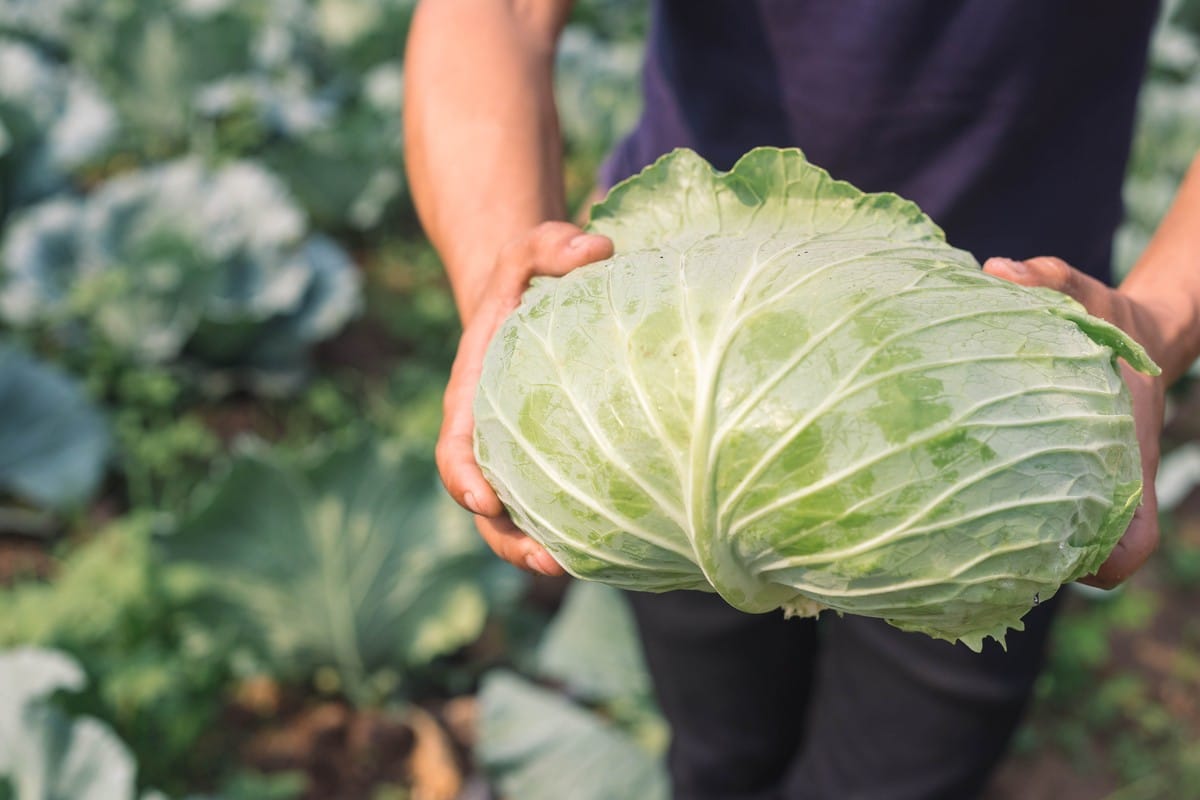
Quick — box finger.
[1078,499,1159,589]
[982,256,1117,319]
[437,322,506,517]
[532,226,613,275]
[476,513,566,576]
[496,221,613,289]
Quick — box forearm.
[1119,151,1200,384]
[404,0,572,324]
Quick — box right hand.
[436,221,614,575]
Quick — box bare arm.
[1119,151,1200,384]
[405,0,613,573]
[406,0,572,322]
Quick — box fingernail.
[524,553,549,575]
[997,258,1028,275]
[464,491,480,515]
[567,234,592,250]
[534,551,559,574]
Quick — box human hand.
[982,256,1167,588]
[437,222,614,575]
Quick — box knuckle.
[1032,256,1074,287]
[533,220,578,239]
[531,221,580,255]
[496,236,525,268]
[497,222,580,279]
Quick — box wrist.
[1118,282,1200,385]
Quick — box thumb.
[982,256,1116,320]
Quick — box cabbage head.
[474,148,1158,650]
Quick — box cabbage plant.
[0,158,360,393]
[0,648,138,800]
[164,441,523,704]
[479,583,667,800]
[0,36,115,221]
[0,344,110,513]
[554,26,642,160]
[474,147,1158,650]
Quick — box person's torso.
[601,0,1161,281]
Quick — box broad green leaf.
[536,582,650,702]
[0,648,137,800]
[164,441,523,701]
[477,671,668,800]
[0,517,242,795]
[0,344,110,510]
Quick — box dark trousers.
[627,589,1061,800]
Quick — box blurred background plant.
[0,0,1197,798]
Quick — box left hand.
[982,256,1167,589]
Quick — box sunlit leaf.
[164,441,523,702]
[0,344,110,510]
[478,671,668,800]
[0,648,137,800]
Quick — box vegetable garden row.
[0,1,1198,798]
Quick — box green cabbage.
[474,148,1157,650]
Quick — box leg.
[781,596,1062,800]
[627,589,820,800]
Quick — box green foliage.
[0,647,137,800]
[537,582,651,703]
[1115,3,1200,278]
[557,0,647,209]
[0,35,115,222]
[479,671,669,800]
[1017,586,1200,795]
[0,518,239,794]
[363,239,460,364]
[28,338,223,514]
[0,343,110,514]
[554,27,642,162]
[0,158,362,394]
[23,0,414,234]
[63,0,273,155]
[569,0,649,42]
[478,583,667,800]
[164,441,524,705]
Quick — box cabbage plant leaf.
[478,670,668,800]
[536,581,651,703]
[475,147,1158,650]
[0,344,110,511]
[164,441,523,702]
[0,648,137,800]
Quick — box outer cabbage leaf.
[0,38,115,222]
[0,344,110,511]
[477,671,668,800]
[536,582,652,703]
[0,648,137,800]
[163,441,523,702]
[475,147,1157,650]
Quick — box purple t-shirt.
[601,0,1160,284]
